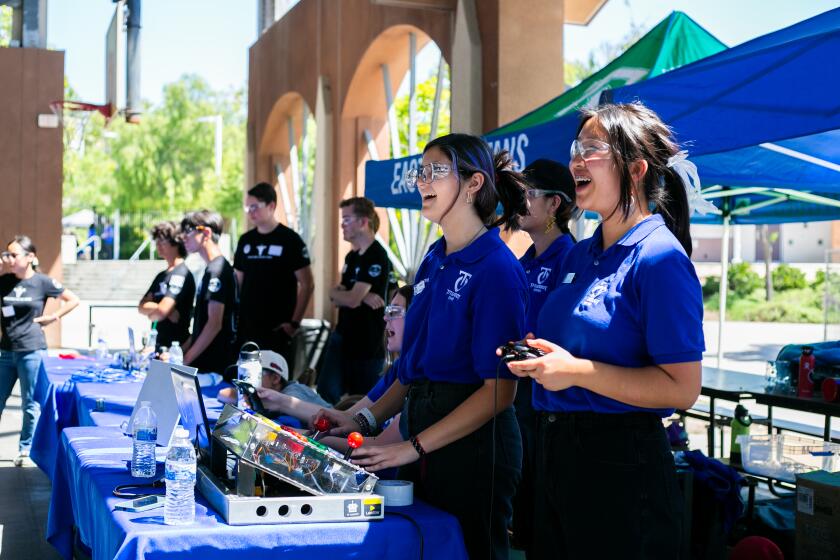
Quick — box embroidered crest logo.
[454,270,472,293]
[537,267,551,285]
[13,286,25,298]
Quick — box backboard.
[105,0,125,117]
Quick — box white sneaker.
[13,451,30,467]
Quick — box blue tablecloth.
[48,427,467,560]
[30,356,110,480]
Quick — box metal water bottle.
[798,346,815,398]
[236,342,262,408]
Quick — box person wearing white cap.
[256,350,331,412]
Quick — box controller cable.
[387,510,425,560]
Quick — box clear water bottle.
[147,328,158,352]
[169,342,183,365]
[96,334,109,360]
[164,427,196,525]
[131,401,158,478]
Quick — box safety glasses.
[405,162,453,188]
[570,139,612,162]
[383,305,406,320]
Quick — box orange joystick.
[344,432,364,460]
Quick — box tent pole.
[717,215,730,367]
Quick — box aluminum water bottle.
[164,427,196,525]
[131,401,158,478]
[236,342,262,408]
[169,342,184,365]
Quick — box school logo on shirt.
[414,279,426,295]
[268,245,283,257]
[243,244,251,254]
[447,270,472,301]
[368,264,382,277]
[13,285,25,298]
[5,285,32,302]
[256,245,267,256]
[581,280,609,309]
[169,275,185,288]
[52,279,63,290]
[208,278,222,293]
[530,267,552,293]
[158,281,168,296]
[302,246,310,259]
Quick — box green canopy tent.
[492,11,727,135]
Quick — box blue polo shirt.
[533,214,705,416]
[519,234,575,333]
[398,228,527,385]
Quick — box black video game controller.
[498,340,546,362]
[231,379,267,416]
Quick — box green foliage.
[393,64,451,156]
[63,75,246,244]
[728,262,762,298]
[702,275,720,299]
[0,6,12,47]
[771,264,807,292]
[563,21,649,87]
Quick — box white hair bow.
[667,150,719,215]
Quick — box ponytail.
[491,151,529,231]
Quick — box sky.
[48,0,839,107]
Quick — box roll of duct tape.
[374,480,414,506]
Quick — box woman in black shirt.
[138,222,196,350]
[0,235,79,466]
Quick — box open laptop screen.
[170,366,212,457]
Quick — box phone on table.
[115,495,165,512]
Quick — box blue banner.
[365,115,581,210]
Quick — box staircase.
[62,260,166,301]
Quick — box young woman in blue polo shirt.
[318,133,529,560]
[507,103,706,559]
[512,158,577,555]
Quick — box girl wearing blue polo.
[507,103,706,559]
[512,158,577,555]
[319,133,529,560]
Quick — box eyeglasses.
[0,251,25,260]
[525,188,572,203]
[570,139,612,162]
[384,305,406,320]
[244,201,267,213]
[405,163,453,188]
[182,225,210,235]
[340,216,361,226]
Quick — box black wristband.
[409,436,426,457]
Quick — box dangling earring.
[544,216,556,234]
[466,192,473,205]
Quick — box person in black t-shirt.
[180,210,238,377]
[317,197,390,403]
[138,222,196,351]
[0,235,79,466]
[234,182,313,371]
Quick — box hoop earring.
[544,216,556,234]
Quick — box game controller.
[231,379,267,416]
[498,340,546,362]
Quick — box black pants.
[399,381,522,560]
[511,378,536,556]
[532,411,684,560]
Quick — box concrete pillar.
[450,0,482,134]
[312,76,334,320]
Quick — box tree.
[0,6,12,47]
[393,65,451,155]
[760,225,779,301]
[564,21,648,87]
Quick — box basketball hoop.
[50,100,114,127]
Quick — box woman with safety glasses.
[511,158,578,556]
[506,103,708,559]
[317,133,529,560]
[0,235,79,466]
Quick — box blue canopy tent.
[601,6,840,362]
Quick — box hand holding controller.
[231,379,267,415]
[497,340,546,362]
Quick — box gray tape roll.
[374,480,414,506]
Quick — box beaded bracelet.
[353,412,372,436]
[409,436,426,457]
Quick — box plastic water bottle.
[164,427,196,525]
[131,401,158,478]
[169,342,183,365]
[147,328,158,352]
[96,335,109,360]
